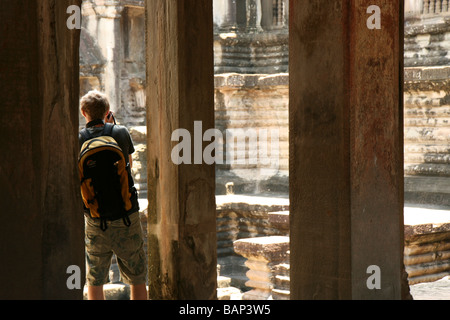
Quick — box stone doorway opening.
[79,1,148,299]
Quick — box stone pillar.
[260,0,273,29]
[405,0,423,13]
[289,1,409,299]
[146,0,217,300]
[213,0,237,31]
[0,0,84,299]
[94,2,124,113]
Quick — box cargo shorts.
[85,212,147,286]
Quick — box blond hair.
[80,90,110,121]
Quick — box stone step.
[273,262,290,276]
[217,287,243,300]
[83,284,132,300]
[217,276,231,288]
[405,143,450,155]
[271,288,290,300]
[404,163,450,177]
[83,283,244,300]
[404,175,450,206]
[405,153,450,165]
[274,275,290,290]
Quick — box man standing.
[79,90,147,300]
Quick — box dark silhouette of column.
[0,0,84,300]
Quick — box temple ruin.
[1,0,449,301]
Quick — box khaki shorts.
[85,212,147,286]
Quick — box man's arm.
[129,155,133,170]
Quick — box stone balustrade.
[422,0,450,14]
[216,195,289,289]
[234,236,289,300]
[404,207,450,284]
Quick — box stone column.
[289,0,409,299]
[405,0,423,13]
[260,0,274,30]
[94,1,124,113]
[146,0,217,300]
[213,0,237,31]
[0,0,84,299]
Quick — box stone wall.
[79,0,146,128]
[215,73,289,195]
[213,0,289,74]
[404,12,450,207]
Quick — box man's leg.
[130,284,147,300]
[87,285,105,300]
[85,217,113,301]
[113,212,148,300]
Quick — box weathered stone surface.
[289,0,406,300]
[404,14,450,67]
[83,284,132,300]
[217,286,243,300]
[404,206,450,284]
[216,195,289,259]
[146,0,216,300]
[234,236,289,262]
[268,211,289,234]
[233,236,289,300]
[0,0,84,300]
[403,69,450,201]
[410,275,450,300]
[215,73,289,195]
[403,11,450,208]
[216,195,289,291]
[214,27,288,74]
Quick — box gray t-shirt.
[79,124,135,165]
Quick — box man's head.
[80,90,110,122]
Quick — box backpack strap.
[100,218,108,232]
[80,128,92,143]
[123,215,131,228]
[80,123,114,143]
